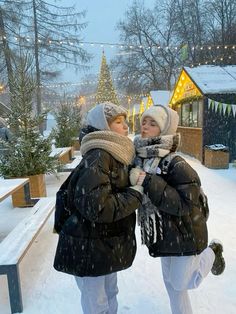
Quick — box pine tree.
[95,52,119,105]
[53,99,82,148]
[0,54,59,178]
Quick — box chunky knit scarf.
[134,134,180,172]
[134,133,180,246]
[80,131,135,165]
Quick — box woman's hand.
[137,172,146,186]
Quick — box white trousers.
[161,247,215,314]
[75,273,118,314]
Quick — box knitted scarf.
[80,131,135,166]
[134,133,180,246]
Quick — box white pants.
[161,247,215,314]
[75,273,118,314]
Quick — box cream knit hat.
[141,105,179,135]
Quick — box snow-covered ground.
[0,153,236,314]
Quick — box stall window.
[182,103,191,126]
[180,100,203,127]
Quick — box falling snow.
[0,154,235,314]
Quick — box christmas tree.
[95,51,119,105]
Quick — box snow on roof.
[150,90,171,106]
[184,65,236,94]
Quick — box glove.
[130,167,142,186]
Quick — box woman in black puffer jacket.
[54,102,142,314]
[130,105,225,314]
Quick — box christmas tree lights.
[95,51,119,105]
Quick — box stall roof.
[150,90,172,106]
[184,65,236,94]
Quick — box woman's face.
[141,116,161,138]
[109,115,129,136]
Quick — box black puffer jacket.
[142,155,208,257]
[54,149,142,277]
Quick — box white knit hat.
[141,105,179,135]
[85,102,127,130]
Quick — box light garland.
[188,54,234,68]
[3,34,236,52]
[40,74,143,89]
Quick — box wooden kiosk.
[170,65,236,166]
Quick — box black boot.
[209,240,225,276]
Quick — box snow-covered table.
[0,178,30,204]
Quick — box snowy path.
[0,156,236,314]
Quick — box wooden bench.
[50,147,73,164]
[0,197,55,314]
[61,154,82,172]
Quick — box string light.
[188,53,235,67]
[40,73,143,89]
[3,34,236,52]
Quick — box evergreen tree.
[0,54,59,178]
[95,52,119,105]
[53,99,82,147]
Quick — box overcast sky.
[50,0,155,84]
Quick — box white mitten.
[129,167,142,186]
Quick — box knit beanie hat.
[85,102,127,130]
[141,105,179,135]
